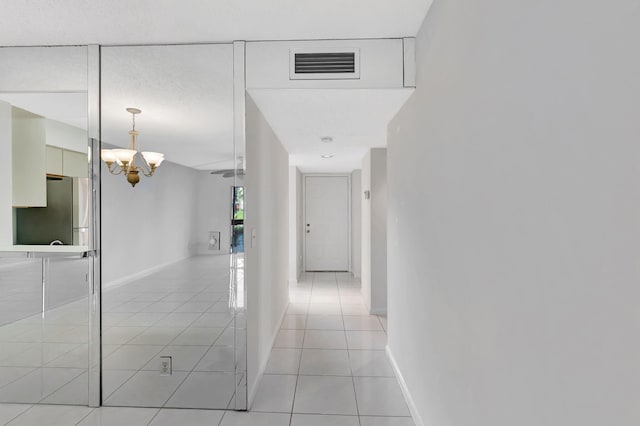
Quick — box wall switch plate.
[160,356,172,376]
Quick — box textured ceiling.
[0,0,431,46]
[0,1,432,173]
[101,44,235,170]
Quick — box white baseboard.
[247,300,289,409]
[386,345,424,426]
[102,257,189,290]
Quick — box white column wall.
[386,1,640,425]
[245,95,290,407]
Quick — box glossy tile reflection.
[102,255,240,409]
[0,257,89,406]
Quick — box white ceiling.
[0,1,431,173]
[249,89,414,172]
[0,93,87,130]
[0,0,431,46]
[101,44,235,170]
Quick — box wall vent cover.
[290,48,360,80]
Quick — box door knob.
[306,230,310,233]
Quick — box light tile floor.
[0,271,413,425]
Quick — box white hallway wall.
[102,156,232,286]
[244,94,289,406]
[288,166,303,283]
[101,158,199,286]
[351,169,361,278]
[361,148,387,314]
[387,1,640,425]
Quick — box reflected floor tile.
[191,313,233,328]
[281,315,307,330]
[265,348,301,375]
[102,370,137,400]
[6,404,92,426]
[0,368,84,403]
[171,327,223,346]
[41,371,88,405]
[140,302,185,313]
[46,345,88,369]
[293,375,357,415]
[291,414,359,426]
[153,313,202,328]
[354,377,410,417]
[174,302,213,313]
[102,327,147,345]
[287,304,309,315]
[105,371,188,407]
[102,313,135,327]
[360,416,415,426]
[194,346,235,372]
[120,312,167,327]
[102,345,164,370]
[161,293,198,302]
[104,302,152,313]
[77,407,159,426]
[251,374,297,413]
[166,372,235,409]
[128,327,185,346]
[0,343,80,368]
[0,403,31,424]
[274,330,305,348]
[0,367,35,388]
[142,345,208,372]
[149,408,224,426]
[220,411,290,426]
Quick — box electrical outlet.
[160,356,172,376]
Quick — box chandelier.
[100,108,165,187]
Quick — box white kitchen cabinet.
[12,108,46,207]
[46,145,63,175]
[62,149,87,178]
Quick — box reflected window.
[231,186,244,253]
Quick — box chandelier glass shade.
[100,108,165,187]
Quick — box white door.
[305,176,350,271]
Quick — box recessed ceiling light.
[321,154,334,159]
[321,136,333,143]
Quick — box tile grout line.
[288,272,312,425]
[337,272,362,426]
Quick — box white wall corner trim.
[248,301,289,409]
[386,345,425,426]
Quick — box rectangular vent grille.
[289,48,360,80]
[294,52,355,74]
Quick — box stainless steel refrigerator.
[15,176,89,245]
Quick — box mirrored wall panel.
[100,43,245,409]
[0,46,91,405]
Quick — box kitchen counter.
[0,245,91,256]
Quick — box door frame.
[302,173,352,273]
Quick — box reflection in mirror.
[100,44,245,409]
[0,46,90,405]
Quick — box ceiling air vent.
[290,48,360,80]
